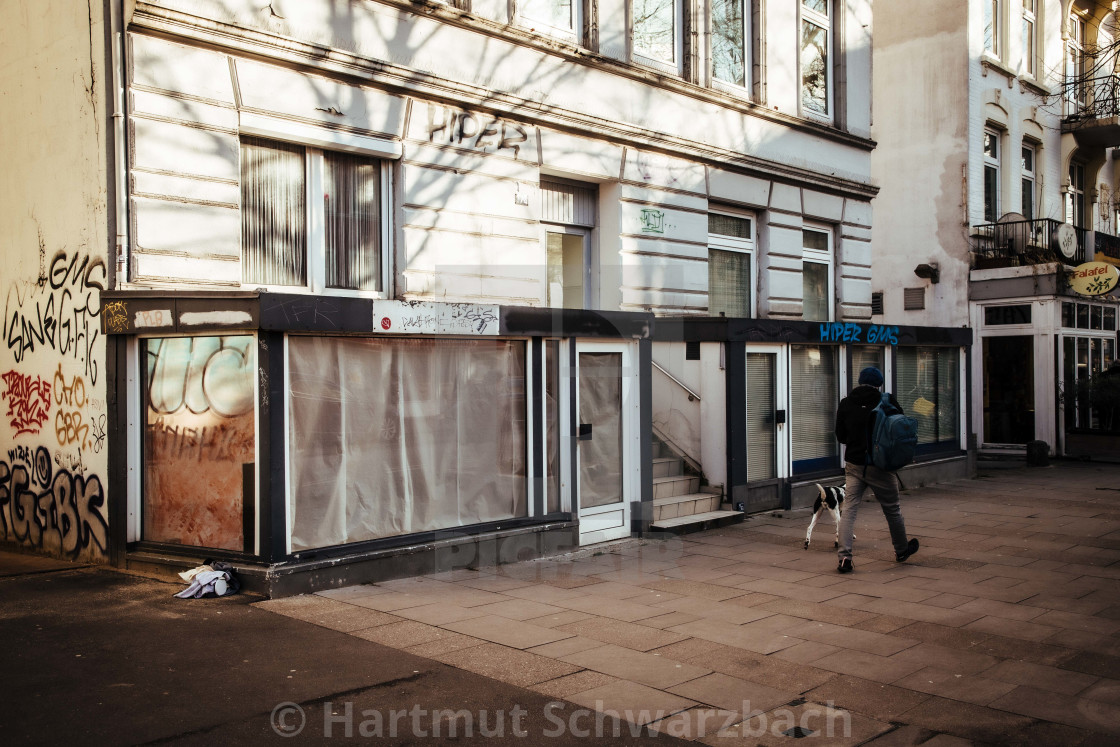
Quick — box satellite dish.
[994,212,1028,254]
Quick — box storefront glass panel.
[896,347,960,448]
[791,345,839,472]
[142,336,256,551]
[288,337,528,551]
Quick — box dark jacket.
[834,385,903,465]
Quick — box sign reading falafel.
[1069,262,1120,297]
[372,301,500,335]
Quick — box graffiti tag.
[1,370,52,436]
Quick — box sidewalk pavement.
[254,462,1120,745]
[2,462,1119,745]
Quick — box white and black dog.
[804,484,848,549]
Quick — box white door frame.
[744,344,790,481]
[574,340,639,545]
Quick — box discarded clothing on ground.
[174,561,240,598]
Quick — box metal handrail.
[651,360,701,402]
[1063,75,1120,121]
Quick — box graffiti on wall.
[818,323,900,345]
[2,248,107,559]
[2,370,52,436]
[4,250,105,385]
[0,444,107,559]
[427,105,529,159]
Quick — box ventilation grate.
[903,287,925,311]
[871,292,883,315]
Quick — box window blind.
[746,352,776,481]
[791,345,838,464]
[709,249,751,317]
[324,151,381,291]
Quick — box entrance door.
[575,341,636,544]
[744,346,788,512]
[983,336,1035,444]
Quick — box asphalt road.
[0,561,688,745]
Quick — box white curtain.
[288,337,527,551]
[324,151,380,291]
[241,137,306,286]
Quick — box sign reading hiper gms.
[1069,262,1120,297]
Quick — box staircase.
[650,437,742,531]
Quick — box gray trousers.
[838,462,909,560]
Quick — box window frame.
[710,0,752,94]
[237,128,394,298]
[1021,0,1036,76]
[985,0,1002,59]
[801,224,834,322]
[1068,161,1086,228]
[799,0,833,122]
[983,127,1001,223]
[518,0,585,45]
[1066,14,1087,115]
[1021,141,1036,220]
[707,208,756,318]
[632,0,685,75]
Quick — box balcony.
[1094,230,1120,265]
[1062,76,1120,149]
[971,218,1088,269]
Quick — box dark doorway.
[983,336,1035,444]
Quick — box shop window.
[288,337,528,551]
[142,336,257,552]
[708,211,754,317]
[896,347,960,451]
[240,136,390,293]
[851,345,884,383]
[800,0,832,120]
[633,0,684,73]
[712,0,750,89]
[802,226,833,322]
[791,345,839,473]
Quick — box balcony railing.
[971,218,1088,268]
[1064,76,1120,122]
[1094,230,1120,264]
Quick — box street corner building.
[872,0,1120,459]
[2,0,971,596]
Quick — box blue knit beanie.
[858,367,884,388]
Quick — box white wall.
[0,1,111,560]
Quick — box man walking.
[833,366,919,573]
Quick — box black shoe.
[837,557,853,574]
[896,538,920,563]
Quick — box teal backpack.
[869,392,918,471]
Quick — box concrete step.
[652,457,682,478]
[653,474,700,500]
[653,493,722,521]
[651,510,744,530]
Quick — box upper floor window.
[633,0,683,73]
[708,211,755,318]
[800,0,832,120]
[521,0,582,43]
[240,136,390,293]
[983,128,1001,223]
[1067,15,1087,114]
[1021,0,1036,76]
[541,179,597,309]
[1068,161,1086,228]
[1021,143,1036,220]
[802,225,833,322]
[985,0,1001,58]
[712,0,750,89]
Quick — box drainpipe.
[109,0,129,285]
